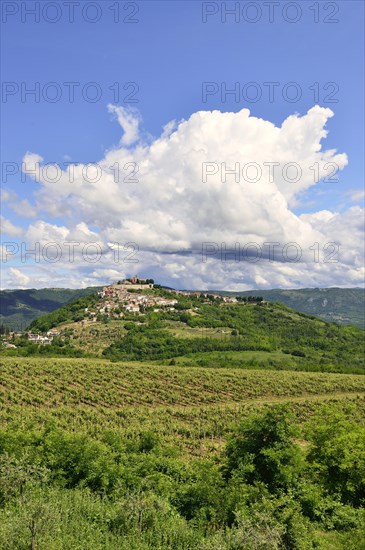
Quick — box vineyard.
[1,357,365,452]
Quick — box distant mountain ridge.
[0,287,101,331]
[0,286,364,330]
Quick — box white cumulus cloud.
[2,105,362,289]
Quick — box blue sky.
[1,1,364,289]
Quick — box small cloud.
[0,216,24,237]
[107,104,140,146]
[22,152,44,181]
[348,189,365,203]
[10,199,38,218]
[161,119,178,138]
[0,189,17,202]
[8,268,30,288]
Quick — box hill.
[211,287,365,328]
[1,286,363,332]
[5,283,364,374]
[0,287,101,331]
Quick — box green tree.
[223,406,303,492]
[307,405,365,506]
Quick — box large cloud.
[2,106,363,289]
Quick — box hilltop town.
[87,278,244,320]
[94,278,178,317]
[1,278,265,349]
